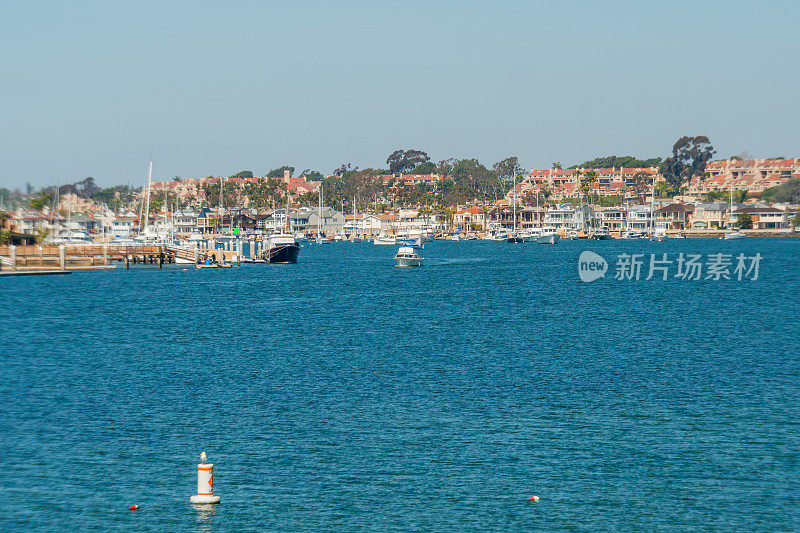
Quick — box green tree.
[551,162,562,169]
[493,156,523,198]
[735,213,753,229]
[580,170,598,204]
[791,213,800,228]
[761,178,800,204]
[631,172,650,202]
[298,169,325,181]
[30,190,54,210]
[570,155,662,169]
[266,166,295,179]
[659,136,715,196]
[231,170,254,180]
[386,149,430,174]
[412,161,436,174]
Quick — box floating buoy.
[529,496,540,502]
[182,269,187,271]
[129,504,139,511]
[190,451,221,504]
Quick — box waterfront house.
[196,207,217,234]
[174,209,199,235]
[730,206,788,229]
[454,207,487,232]
[595,207,627,231]
[112,214,137,237]
[625,205,654,231]
[690,203,728,229]
[655,203,693,230]
[542,204,594,231]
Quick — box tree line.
[13,136,796,214]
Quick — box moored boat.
[537,227,560,244]
[374,234,397,245]
[723,231,746,240]
[263,233,300,263]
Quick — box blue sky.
[1,1,798,188]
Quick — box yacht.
[651,228,668,242]
[723,231,747,240]
[621,230,645,239]
[507,229,534,243]
[537,227,560,244]
[396,233,423,246]
[394,246,423,267]
[263,233,300,263]
[591,228,612,240]
[374,234,397,245]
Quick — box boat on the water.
[374,234,397,245]
[651,228,668,242]
[591,228,612,240]
[621,230,645,239]
[537,227,560,244]
[396,233,423,246]
[263,197,300,263]
[263,233,299,263]
[723,231,746,240]
[722,179,746,240]
[394,246,423,267]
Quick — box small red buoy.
[129,504,139,511]
[529,496,540,502]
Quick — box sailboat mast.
[650,173,656,234]
[144,160,152,231]
[729,179,733,228]
[219,175,224,233]
[512,170,517,233]
[285,190,290,233]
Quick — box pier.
[0,243,213,273]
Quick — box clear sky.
[2,1,798,188]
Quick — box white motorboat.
[537,227,560,244]
[374,234,397,245]
[651,228,668,242]
[621,230,645,239]
[396,234,423,246]
[394,246,423,267]
[723,231,747,240]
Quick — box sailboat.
[374,192,397,244]
[507,171,527,243]
[650,176,667,241]
[724,180,746,240]
[316,186,330,244]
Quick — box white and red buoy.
[190,451,221,504]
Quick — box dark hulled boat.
[263,233,299,264]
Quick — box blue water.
[3,239,799,531]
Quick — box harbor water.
[3,238,799,531]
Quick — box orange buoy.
[129,504,139,511]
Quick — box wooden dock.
[0,243,211,272]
